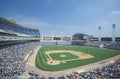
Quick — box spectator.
[0,42,40,79]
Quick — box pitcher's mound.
[47,60,61,65]
[60,55,66,57]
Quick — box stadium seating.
[0,42,40,79]
[104,42,120,50]
[0,17,40,37]
[0,17,40,45]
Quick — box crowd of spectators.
[28,58,120,79]
[0,42,120,79]
[0,42,40,79]
[105,42,120,50]
[65,58,120,79]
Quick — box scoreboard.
[101,37,112,41]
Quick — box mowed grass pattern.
[49,52,78,60]
[36,46,120,71]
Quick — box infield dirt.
[46,50,94,65]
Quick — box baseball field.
[35,46,120,71]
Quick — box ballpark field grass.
[49,52,78,60]
[36,46,120,71]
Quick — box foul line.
[45,52,53,61]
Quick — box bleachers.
[84,41,100,47]
[104,42,120,50]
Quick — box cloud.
[18,19,49,27]
[111,10,120,15]
[7,16,50,28]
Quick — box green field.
[36,46,120,71]
[49,52,78,60]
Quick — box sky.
[0,0,120,37]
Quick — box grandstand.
[72,33,120,48]
[0,17,41,79]
[0,17,40,45]
[40,34,71,46]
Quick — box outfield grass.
[36,46,120,71]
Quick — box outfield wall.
[40,41,71,46]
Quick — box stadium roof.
[0,17,39,31]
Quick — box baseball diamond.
[45,50,94,65]
[34,46,120,72]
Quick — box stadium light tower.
[60,28,63,41]
[51,27,55,42]
[98,26,101,42]
[112,24,116,42]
